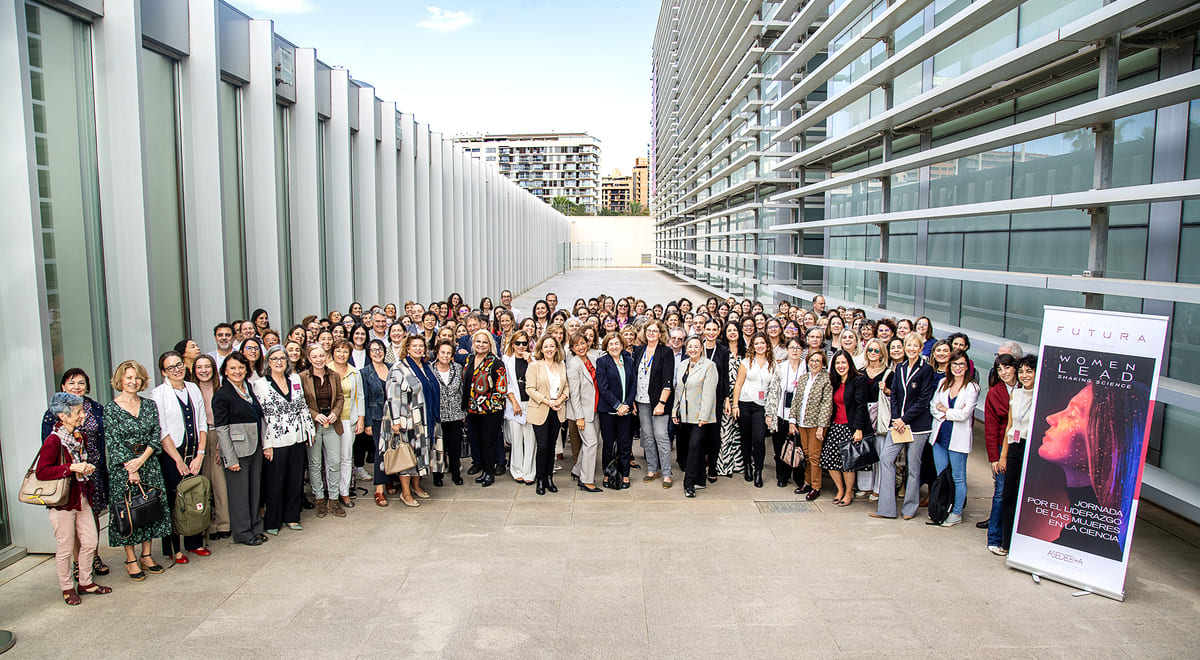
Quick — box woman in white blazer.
[929,349,980,527]
[672,337,719,498]
[150,351,210,563]
[565,333,603,493]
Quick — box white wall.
[569,216,654,268]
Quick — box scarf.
[53,422,87,482]
[406,357,441,439]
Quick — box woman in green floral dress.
[104,360,171,581]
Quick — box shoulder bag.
[383,441,417,475]
[18,447,70,507]
[779,433,805,468]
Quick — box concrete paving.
[1,268,1197,657]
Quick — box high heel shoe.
[140,554,165,574]
[578,483,603,493]
[124,559,145,581]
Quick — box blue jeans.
[986,469,1006,546]
[931,436,968,516]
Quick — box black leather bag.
[842,436,879,472]
[112,483,163,537]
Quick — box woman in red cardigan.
[37,392,113,605]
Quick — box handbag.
[843,436,879,472]
[383,441,417,474]
[18,448,71,507]
[779,434,805,468]
[112,482,164,537]
[874,369,893,436]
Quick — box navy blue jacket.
[454,335,472,365]
[596,352,636,414]
[889,360,936,433]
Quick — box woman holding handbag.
[857,338,894,501]
[39,368,109,579]
[789,351,832,500]
[103,360,170,580]
[381,335,441,506]
[37,392,112,604]
[822,350,872,506]
[766,337,805,489]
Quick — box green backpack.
[172,473,212,537]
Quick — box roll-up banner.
[1006,306,1167,601]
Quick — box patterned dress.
[381,358,442,476]
[103,398,172,546]
[716,353,745,476]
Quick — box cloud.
[238,0,316,14]
[417,7,473,32]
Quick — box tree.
[628,201,644,216]
[551,195,587,216]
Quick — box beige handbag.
[779,434,805,468]
[18,448,71,507]
[383,442,417,475]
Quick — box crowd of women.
[35,290,1039,605]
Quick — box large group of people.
[35,289,1038,605]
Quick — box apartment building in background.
[632,156,650,209]
[651,0,1200,522]
[602,169,634,213]
[455,132,602,213]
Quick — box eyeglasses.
[369,348,384,353]
[164,363,184,371]
[268,356,287,363]
[951,362,969,369]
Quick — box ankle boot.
[754,470,763,488]
[535,478,546,496]
[546,476,558,493]
[744,464,753,482]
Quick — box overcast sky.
[238,0,658,175]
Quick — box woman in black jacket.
[820,350,872,506]
[871,333,936,520]
[596,333,637,489]
[631,321,675,487]
[211,352,267,546]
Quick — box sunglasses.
[513,341,528,346]
[866,348,881,354]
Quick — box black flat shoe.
[452,475,464,485]
[707,476,718,484]
[433,475,444,487]
[475,474,487,484]
[467,465,482,475]
[684,488,696,498]
[301,498,315,510]
[240,537,264,546]
[480,473,494,487]
[777,480,788,488]
[805,489,821,502]
[621,481,630,489]
[795,483,813,495]
[975,520,989,529]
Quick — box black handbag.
[112,482,163,537]
[842,436,879,472]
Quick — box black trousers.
[770,418,798,486]
[679,422,717,490]
[225,449,263,544]
[352,430,373,468]
[438,419,464,479]
[599,411,634,478]
[737,401,767,473]
[533,417,559,481]
[469,412,504,473]
[706,409,723,476]
[264,443,304,530]
[158,453,204,556]
[1000,440,1026,551]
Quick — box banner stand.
[1004,306,1168,602]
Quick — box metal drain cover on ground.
[756,501,820,513]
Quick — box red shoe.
[173,554,189,564]
[190,547,212,557]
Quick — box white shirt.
[739,358,769,404]
[777,360,804,421]
[149,381,208,449]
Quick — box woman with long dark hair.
[822,350,872,506]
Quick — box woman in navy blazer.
[597,333,637,489]
[872,333,936,520]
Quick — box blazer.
[703,342,731,406]
[672,357,719,424]
[983,382,1012,462]
[596,352,636,414]
[631,343,675,412]
[889,360,936,433]
[504,355,531,402]
[211,381,263,464]
[299,369,345,435]
[930,381,981,453]
[564,353,598,423]
[149,381,209,451]
[790,370,832,429]
[525,360,569,426]
[833,374,873,436]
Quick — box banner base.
[1005,558,1125,602]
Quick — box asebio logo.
[1045,549,1083,566]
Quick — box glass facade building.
[652,0,1200,521]
[0,0,569,560]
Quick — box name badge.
[757,390,766,402]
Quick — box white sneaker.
[988,545,1008,556]
[353,467,370,481]
[868,492,879,502]
[941,513,963,527]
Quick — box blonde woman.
[328,339,364,510]
[526,333,569,495]
[502,330,535,484]
[839,329,865,370]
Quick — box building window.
[218,81,248,319]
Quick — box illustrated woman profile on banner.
[1017,347,1153,562]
